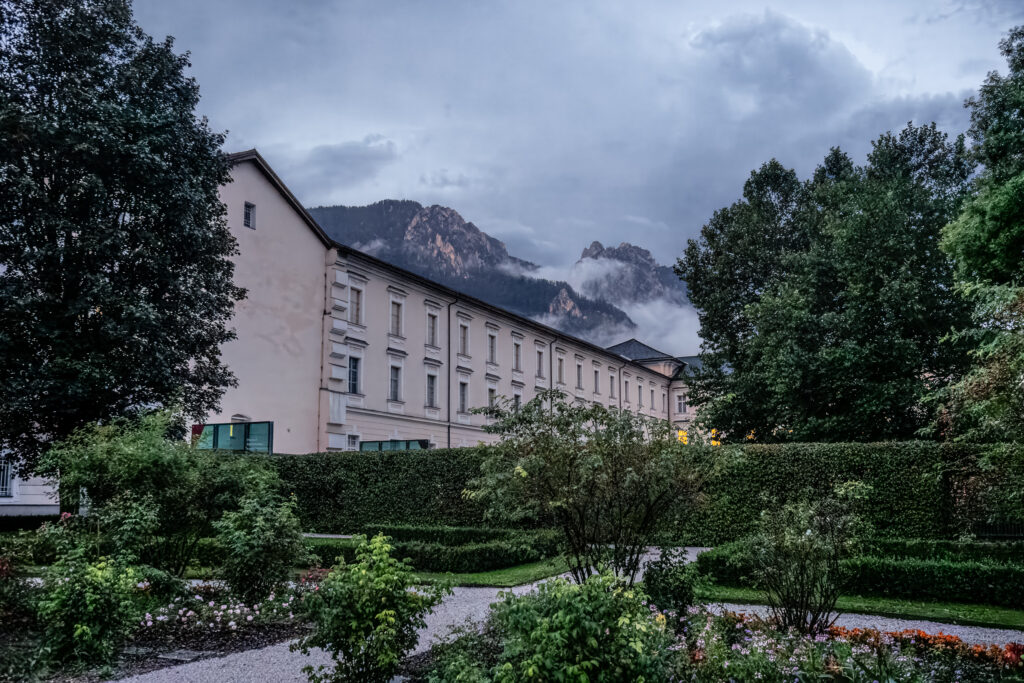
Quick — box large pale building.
[193,149,698,454]
[0,149,697,515]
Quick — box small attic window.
[243,202,255,229]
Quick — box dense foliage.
[641,548,698,618]
[293,534,448,683]
[936,27,1024,442]
[214,493,308,604]
[747,490,867,634]
[271,450,487,532]
[678,442,998,545]
[430,571,677,682]
[697,538,1024,608]
[39,413,278,575]
[472,389,707,584]
[0,0,243,475]
[676,124,973,442]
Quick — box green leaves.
[0,0,242,474]
[294,534,449,683]
[678,124,973,442]
[471,390,708,586]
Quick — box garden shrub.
[214,493,309,604]
[432,571,676,682]
[471,389,708,585]
[675,441,1005,544]
[35,546,139,667]
[699,539,1024,607]
[748,490,865,634]
[271,450,488,531]
[358,524,560,552]
[304,535,555,574]
[643,548,698,616]
[292,534,449,683]
[39,413,281,575]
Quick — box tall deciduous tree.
[937,26,1024,441]
[0,0,243,473]
[677,123,972,441]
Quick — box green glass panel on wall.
[216,423,245,451]
[246,422,271,452]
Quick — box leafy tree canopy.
[0,0,243,473]
[936,26,1024,441]
[677,123,973,442]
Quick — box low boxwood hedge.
[359,524,561,554]
[304,535,555,574]
[862,538,1024,565]
[695,540,1024,608]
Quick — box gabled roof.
[226,149,333,248]
[605,338,676,362]
[672,355,702,380]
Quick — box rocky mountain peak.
[549,287,583,318]
[574,240,686,306]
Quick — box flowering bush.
[292,534,448,683]
[137,584,303,637]
[35,547,139,667]
[427,599,1024,682]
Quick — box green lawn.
[414,556,570,587]
[698,584,1024,631]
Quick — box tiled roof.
[605,338,675,361]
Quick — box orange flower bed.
[829,626,1024,669]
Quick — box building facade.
[197,149,698,453]
[0,149,698,514]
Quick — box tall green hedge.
[674,442,990,545]
[265,442,1010,542]
[267,449,488,532]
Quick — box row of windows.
[344,281,689,415]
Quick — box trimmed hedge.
[267,450,488,532]
[267,442,1016,543]
[358,523,561,553]
[695,541,1024,608]
[304,535,556,574]
[675,442,992,545]
[862,538,1024,565]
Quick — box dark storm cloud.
[284,136,399,199]
[134,0,1011,273]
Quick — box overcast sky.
[135,0,1022,269]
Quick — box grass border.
[698,585,1024,631]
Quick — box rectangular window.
[427,312,438,346]
[390,301,402,336]
[0,458,12,498]
[243,202,255,229]
[624,380,630,401]
[349,288,363,324]
[676,394,686,413]
[194,422,273,453]
[426,374,438,408]
[662,392,666,411]
[576,363,583,389]
[651,388,655,408]
[638,384,643,408]
[513,341,522,370]
[347,434,360,451]
[459,324,469,356]
[610,375,616,398]
[488,333,497,363]
[557,358,564,383]
[513,392,522,410]
[348,357,361,394]
[488,387,497,407]
[594,369,600,393]
[536,350,545,378]
[459,381,469,413]
[389,366,401,401]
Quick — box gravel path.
[114,547,1024,683]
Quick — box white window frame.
[389,299,403,337]
[348,355,362,394]
[243,202,255,229]
[426,372,439,409]
[513,340,522,371]
[458,380,469,413]
[459,323,470,356]
[426,311,439,347]
[488,332,497,364]
[388,364,403,402]
[348,286,364,325]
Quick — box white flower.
[247,615,253,622]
